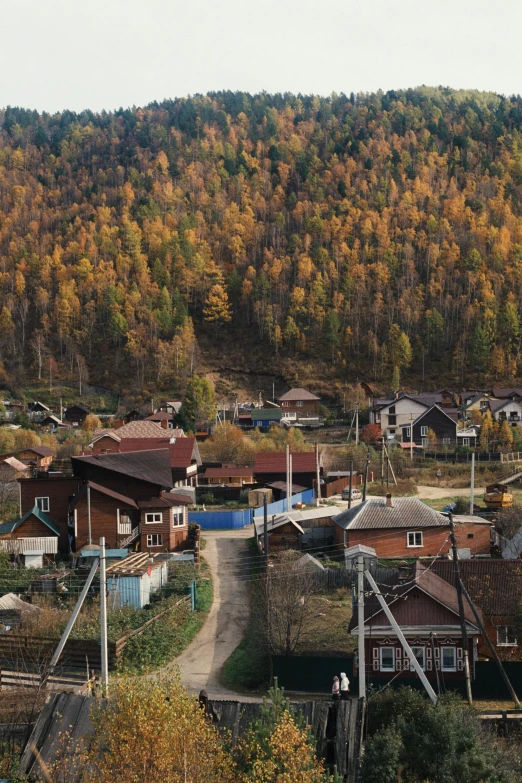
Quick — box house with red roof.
[253,451,321,490]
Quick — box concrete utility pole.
[100,537,109,696]
[289,454,293,510]
[357,555,366,699]
[286,445,290,512]
[410,413,413,462]
[364,570,438,705]
[448,514,473,705]
[362,450,370,501]
[355,402,360,445]
[87,483,92,546]
[348,460,354,509]
[315,443,321,507]
[263,495,269,565]
[470,452,475,514]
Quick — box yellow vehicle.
[483,483,513,510]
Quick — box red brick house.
[350,562,481,686]
[432,560,522,661]
[333,496,491,558]
[277,388,321,419]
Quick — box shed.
[106,552,168,609]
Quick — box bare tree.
[76,353,88,396]
[497,505,522,541]
[263,552,317,656]
[31,330,46,381]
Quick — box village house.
[253,451,321,490]
[333,496,491,557]
[0,445,55,473]
[63,404,89,427]
[462,392,493,414]
[490,387,522,400]
[457,426,480,448]
[199,464,254,486]
[91,420,172,454]
[18,474,82,552]
[0,505,59,566]
[408,405,458,448]
[159,401,182,416]
[250,408,283,428]
[370,394,429,442]
[277,388,321,419]
[254,514,305,552]
[350,561,481,687]
[27,402,50,422]
[40,415,65,432]
[489,397,522,427]
[432,560,522,662]
[145,411,176,429]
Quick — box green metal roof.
[0,506,60,537]
[250,408,282,420]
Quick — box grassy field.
[423,487,522,512]
[295,590,356,657]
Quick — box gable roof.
[118,437,174,453]
[65,404,89,414]
[87,481,138,508]
[350,562,479,631]
[169,438,200,468]
[333,497,449,531]
[491,388,522,399]
[111,420,171,439]
[145,411,173,422]
[412,404,459,427]
[489,398,521,413]
[254,451,316,474]
[138,491,190,508]
[72,450,173,489]
[278,388,320,402]
[18,445,55,458]
[0,506,60,537]
[431,560,522,616]
[29,401,50,412]
[203,466,253,478]
[2,456,30,472]
[93,431,122,444]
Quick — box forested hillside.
[2,87,522,399]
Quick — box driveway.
[173,527,254,698]
[416,485,485,499]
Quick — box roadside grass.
[119,560,213,675]
[423,487,522,512]
[221,537,269,692]
[295,590,357,657]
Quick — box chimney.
[160,419,168,429]
[385,493,393,508]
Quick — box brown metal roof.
[278,387,320,402]
[431,559,522,616]
[267,481,308,493]
[72,450,173,489]
[204,466,253,478]
[334,497,449,531]
[254,451,316,474]
[87,481,138,508]
[138,491,190,508]
[145,411,173,421]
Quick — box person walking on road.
[340,672,350,700]
[332,675,340,700]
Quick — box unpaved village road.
[173,528,255,698]
[416,485,485,499]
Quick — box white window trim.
[497,626,518,647]
[35,497,50,513]
[405,427,411,438]
[379,647,395,671]
[421,426,428,437]
[441,646,456,671]
[411,646,425,670]
[407,531,423,548]
[146,533,163,547]
[462,438,470,446]
[296,400,303,407]
[442,438,451,445]
[422,438,428,448]
[172,507,186,528]
[145,512,162,524]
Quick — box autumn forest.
[2,86,522,399]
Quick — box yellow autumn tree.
[204,284,232,325]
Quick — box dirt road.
[173,528,254,698]
[416,485,485,499]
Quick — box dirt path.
[416,485,485,499]
[172,527,254,698]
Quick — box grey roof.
[278,387,320,401]
[412,404,459,427]
[72,449,173,489]
[344,544,377,558]
[333,497,448,531]
[295,553,325,571]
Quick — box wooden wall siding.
[91,436,121,455]
[281,400,319,416]
[412,408,457,444]
[20,477,81,552]
[140,507,189,552]
[1,515,54,540]
[341,523,490,558]
[366,637,473,681]
[369,588,461,627]
[74,468,163,498]
[75,492,138,551]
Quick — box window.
[421,426,428,437]
[145,512,162,524]
[296,400,303,407]
[380,647,395,671]
[467,533,474,539]
[388,415,397,426]
[443,438,451,445]
[410,646,425,670]
[282,402,289,407]
[441,646,456,671]
[146,533,163,547]
[407,531,423,548]
[36,497,49,512]
[172,507,185,527]
[497,626,518,647]
[389,405,396,414]
[422,438,428,448]
[462,438,470,446]
[405,427,411,438]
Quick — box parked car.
[341,487,362,502]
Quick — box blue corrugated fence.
[189,488,315,530]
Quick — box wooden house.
[0,445,55,472]
[333,496,491,557]
[255,514,305,552]
[432,560,522,662]
[350,562,481,686]
[28,402,50,422]
[19,475,83,552]
[250,408,282,428]
[410,405,458,448]
[145,411,175,429]
[64,404,89,427]
[253,451,320,490]
[457,426,480,448]
[490,397,522,427]
[124,409,144,423]
[370,394,429,442]
[277,388,320,418]
[0,505,59,565]
[200,464,254,486]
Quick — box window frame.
[379,647,395,672]
[146,533,163,547]
[497,625,518,647]
[442,438,451,445]
[145,512,162,524]
[462,437,470,446]
[410,645,425,670]
[421,426,428,437]
[405,426,411,438]
[35,497,50,513]
[172,506,185,528]
[441,646,456,671]
[407,531,423,548]
[296,400,303,407]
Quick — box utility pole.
[362,450,370,502]
[315,443,321,507]
[286,445,290,512]
[99,536,109,696]
[355,402,360,445]
[263,496,269,565]
[348,460,353,509]
[470,452,475,514]
[448,513,473,705]
[380,438,384,483]
[289,454,293,509]
[357,555,366,699]
[272,382,275,403]
[87,483,92,546]
[410,413,413,462]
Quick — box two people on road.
[332,672,350,700]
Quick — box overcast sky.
[2,0,521,113]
